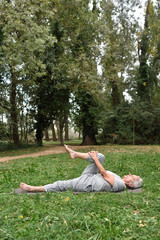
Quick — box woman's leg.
[44,178,79,192]
[64,145,89,160]
[20,182,45,192]
[20,178,80,193]
[81,153,105,175]
[65,145,105,175]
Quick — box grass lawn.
[0,146,159,239]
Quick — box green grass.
[0,147,159,239]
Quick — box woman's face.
[122,174,139,186]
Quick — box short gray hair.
[132,177,143,189]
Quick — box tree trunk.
[9,126,12,142]
[44,127,50,141]
[56,121,60,140]
[81,115,97,146]
[35,109,44,146]
[82,134,97,145]
[111,79,120,107]
[132,118,135,145]
[36,126,43,146]
[59,118,64,146]
[10,72,19,145]
[20,122,23,143]
[50,122,57,141]
[76,92,98,146]
[78,130,81,140]
[64,116,69,141]
[24,114,27,143]
[20,110,24,143]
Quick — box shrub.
[101,102,160,144]
[0,121,10,141]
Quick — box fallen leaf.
[64,219,68,226]
[139,223,146,227]
[65,197,69,202]
[133,209,140,215]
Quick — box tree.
[67,0,101,145]
[0,0,56,144]
[32,14,71,146]
[100,0,142,143]
[137,0,160,104]
[74,89,102,145]
[101,0,140,108]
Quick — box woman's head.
[122,174,143,189]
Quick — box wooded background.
[0,0,160,146]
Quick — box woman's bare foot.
[64,145,76,159]
[20,182,34,192]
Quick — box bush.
[0,121,10,141]
[101,102,160,145]
[0,141,34,152]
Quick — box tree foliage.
[137,0,160,103]
[0,0,56,144]
[101,0,140,107]
[0,0,159,146]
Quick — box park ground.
[0,143,159,239]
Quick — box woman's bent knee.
[86,152,105,164]
[97,153,105,164]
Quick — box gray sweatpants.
[44,153,105,192]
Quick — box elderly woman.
[20,145,143,193]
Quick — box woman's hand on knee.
[88,151,98,159]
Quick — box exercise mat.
[10,188,44,195]
[73,188,142,194]
[10,188,142,195]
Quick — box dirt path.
[0,145,159,163]
[0,145,94,163]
